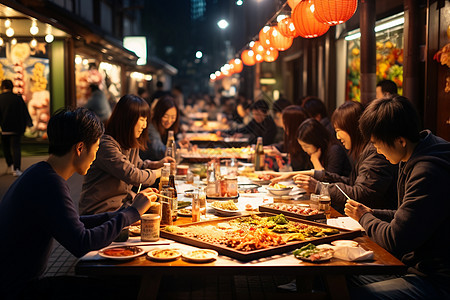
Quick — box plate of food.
[147,248,182,261]
[331,240,359,247]
[184,189,195,198]
[249,173,275,185]
[128,224,141,236]
[210,200,241,216]
[293,243,334,262]
[266,183,294,196]
[238,183,260,193]
[182,249,218,263]
[98,246,145,260]
[178,208,192,217]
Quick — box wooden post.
[403,0,421,109]
[360,0,376,105]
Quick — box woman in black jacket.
[294,101,398,213]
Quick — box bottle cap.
[164,163,170,167]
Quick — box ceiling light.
[45,25,54,43]
[30,38,38,48]
[5,19,11,28]
[6,27,14,37]
[0,37,3,47]
[11,38,17,45]
[75,56,82,64]
[30,20,39,35]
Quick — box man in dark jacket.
[345,96,450,299]
[0,79,32,176]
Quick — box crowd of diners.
[0,79,449,299]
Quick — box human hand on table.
[145,156,175,169]
[344,199,373,222]
[131,188,158,215]
[270,173,293,183]
[293,174,318,193]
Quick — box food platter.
[178,208,192,217]
[147,248,181,261]
[210,206,242,216]
[98,246,145,260]
[293,244,334,262]
[259,203,326,222]
[182,249,218,263]
[160,213,361,261]
[210,200,241,216]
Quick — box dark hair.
[137,87,146,96]
[272,98,291,113]
[297,118,336,167]
[156,81,163,88]
[282,105,309,159]
[105,94,150,150]
[251,100,269,113]
[359,96,421,146]
[151,95,179,141]
[47,107,104,156]
[331,101,366,160]
[89,83,99,91]
[1,79,13,90]
[376,80,398,96]
[302,97,328,119]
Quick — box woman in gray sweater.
[79,94,173,215]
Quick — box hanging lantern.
[269,27,293,51]
[292,0,330,38]
[230,58,243,73]
[277,17,298,38]
[241,50,256,66]
[259,26,273,49]
[263,48,279,62]
[312,0,358,25]
[251,41,266,56]
[287,0,301,10]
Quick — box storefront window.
[0,42,50,138]
[346,13,404,101]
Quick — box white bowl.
[266,186,293,196]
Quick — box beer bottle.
[254,137,264,171]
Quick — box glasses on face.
[162,114,177,122]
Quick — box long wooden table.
[76,205,406,300]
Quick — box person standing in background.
[84,83,111,123]
[0,79,33,176]
[376,79,398,99]
[171,85,185,111]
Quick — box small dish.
[178,208,192,217]
[182,249,218,263]
[331,240,359,247]
[147,248,181,261]
[128,225,141,236]
[266,186,293,196]
[210,206,241,216]
[98,246,145,260]
[184,189,195,198]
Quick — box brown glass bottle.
[168,172,178,221]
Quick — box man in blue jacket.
[0,107,155,299]
[345,96,450,299]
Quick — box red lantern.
[251,41,266,56]
[229,58,243,73]
[312,0,358,25]
[263,48,279,62]
[259,26,273,49]
[292,0,330,38]
[269,27,293,51]
[241,50,256,66]
[287,0,301,10]
[277,17,298,38]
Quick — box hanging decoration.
[292,0,330,38]
[251,41,266,62]
[269,27,294,51]
[259,26,273,49]
[312,0,358,25]
[277,17,298,38]
[263,48,279,62]
[287,0,301,10]
[229,58,244,73]
[241,49,256,66]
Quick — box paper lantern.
[251,41,266,56]
[259,26,273,49]
[229,58,243,73]
[277,17,298,38]
[263,48,279,62]
[292,0,330,38]
[312,0,358,25]
[287,0,301,10]
[241,50,256,66]
[269,27,293,51]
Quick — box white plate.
[331,240,359,247]
[182,249,218,263]
[267,187,293,196]
[250,179,271,185]
[147,248,181,261]
[210,206,241,216]
[98,246,145,260]
[178,208,192,217]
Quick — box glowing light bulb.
[30,39,37,48]
[45,34,54,43]
[6,27,14,37]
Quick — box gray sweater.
[79,134,156,215]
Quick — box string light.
[30,19,39,35]
[6,27,14,37]
[45,24,54,43]
[11,38,17,45]
[30,38,37,48]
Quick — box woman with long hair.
[297,118,351,176]
[79,94,173,215]
[293,101,398,213]
[140,95,187,161]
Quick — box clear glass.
[198,186,206,217]
[191,191,201,222]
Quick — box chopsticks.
[335,184,351,201]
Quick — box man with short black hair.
[345,96,450,299]
[376,79,398,99]
[0,79,32,176]
[0,107,156,299]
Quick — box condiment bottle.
[254,137,264,171]
[160,186,173,225]
[168,173,178,221]
[159,163,170,191]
